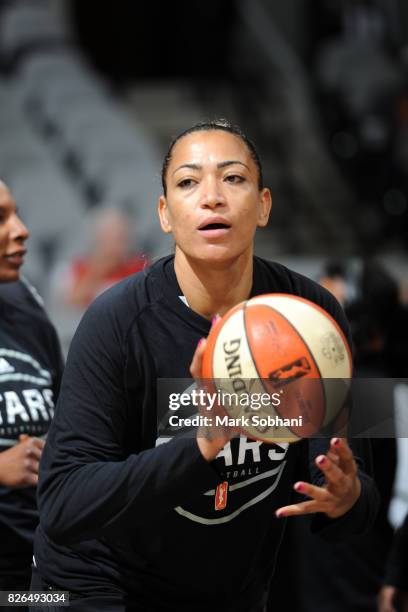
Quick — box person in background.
[0,180,64,610]
[47,207,148,356]
[347,260,408,378]
[378,513,408,612]
[318,260,348,307]
[64,208,147,308]
[269,259,405,612]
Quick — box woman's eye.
[178,178,196,188]
[225,175,244,184]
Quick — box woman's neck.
[174,248,254,320]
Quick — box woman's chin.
[0,267,21,283]
[195,244,253,266]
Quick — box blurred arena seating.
[0,0,172,300]
[0,0,70,70]
[0,75,84,288]
[0,0,406,351]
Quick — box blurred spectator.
[269,258,407,611]
[47,207,147,354]
[64,208,147,308]
[347,260,408,377]
[318,260,348,306]
[378,513,408,612]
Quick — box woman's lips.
[198,221,232,239]
[4,251,26,266]
[199,226,231,238]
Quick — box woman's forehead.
[170,130,252,167]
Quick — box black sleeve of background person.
[0,279,65,397]
[21,280,65,400]
[37,291,221,545]
[384,513,408,590]
[42,316,64,402]
[50,326,64,401]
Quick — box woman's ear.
[257,188,272,227]
[158,195,172,234]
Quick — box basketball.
[202,293,352,443]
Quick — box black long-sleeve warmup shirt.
[0,279,63,573]
[34,256,379,611]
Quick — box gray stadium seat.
[0,1,70,66]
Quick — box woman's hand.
[275,437,361,519]
[0,434,45,487]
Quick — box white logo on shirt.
[0,349,52,385]
[0,357,15,374]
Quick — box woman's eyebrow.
[172,163,201,175]
[217,160,250,171]
[173,160,249,175]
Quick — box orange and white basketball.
[202,294,352,443]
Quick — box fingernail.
[317,456,326,466]
[197,338,205,347]
[211,317,218,326]
[294,482,304,493]
[276,511,286,518]
[332,438,341,447]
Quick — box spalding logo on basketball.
[202,294,352,443]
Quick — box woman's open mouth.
[4,250,26,267]
[198,220,231,238]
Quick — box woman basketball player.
[0,181,63,611]
[31,121,378,611]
